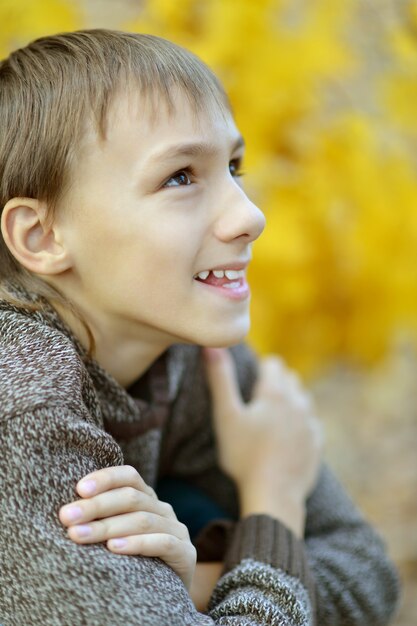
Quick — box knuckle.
[266,354,284,366]
[186,543,197,564]
[264,355,284,373]
[124,465,140,481]
[296,392,312,412]
[162,534,177,552]
[90,497,104,519]
[177,522,189,538]
[126,486,142,510]
[99,518,111,537]
[146,485,157,499]
[92,518,108,539]
[267,379,286,399]
[161,501,174,517]
[123,465,150,492]
[137,512,153,533]
[96,464,122,485]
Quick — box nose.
[213,180,266,244]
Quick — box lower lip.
[194,278,250,301]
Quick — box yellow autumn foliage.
[1,0,417,375]
[0,0,80,57]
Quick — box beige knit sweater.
[0,289,400,625]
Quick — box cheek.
[140,218,202,270]
[66,197,204,284]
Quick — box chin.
[199,320,250,348]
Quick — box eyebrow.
[145,135,245,167]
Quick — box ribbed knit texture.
[222,515,315,611]
[0,287,400,625]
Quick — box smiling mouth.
[193,269,245,289]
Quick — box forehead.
[104,87,238,146]
[71,87,242,186]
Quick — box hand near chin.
[203,347,323,537]
[59,465,196,591]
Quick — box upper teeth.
[196,269,245,280]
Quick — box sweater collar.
[0,282,189,435]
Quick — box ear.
[1,198,72,275]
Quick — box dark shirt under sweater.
[0,290,400,625]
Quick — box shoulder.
[0,306,86,418]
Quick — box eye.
[229,158,245,178]
[163,169,193,188]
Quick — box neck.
[52,301,170,388]
[94,336,167,388]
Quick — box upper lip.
[195,259,251,274]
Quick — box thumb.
[203,348,243,419]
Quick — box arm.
[305,464,400,626]
[190,469,401,626]
[159,344,400,625]
[0,405,314,626]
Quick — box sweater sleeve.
[0,405,314,626]
[304,464,401,626]
[158,344,401,626]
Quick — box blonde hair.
[0,29,230,333]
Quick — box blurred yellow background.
[1,1,416,623]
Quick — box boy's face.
[56,89,265,350]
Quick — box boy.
[0,30,399,625]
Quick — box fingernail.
[74,525,92,538]
[64,506,83,522]
[109,538,127,549]
[78,479,96,496]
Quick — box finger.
[252,356,288,398]
[75,465,156,499]
[107,533,194,562]
[286,371,302,394]
[309,415,325,449]
[254,358,311,408]
[106,534,197,590]
[59,486,175,526]
[66,511,190,544]
[203,348,243,417]
[292,391,313,411]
